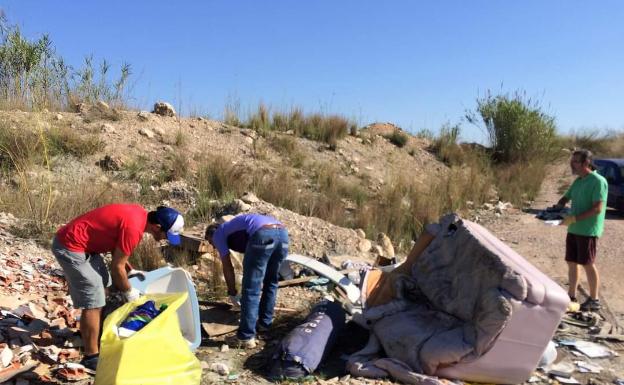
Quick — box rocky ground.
[1,163,623,384]
[0,108,622,384]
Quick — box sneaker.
[225,335,257,349]
[580,298,601,312]
[557,322,570,332]
[79,354,99,371]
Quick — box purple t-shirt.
[212,214,281,259]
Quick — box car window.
[596,164,609,178]
[603,166,617,183]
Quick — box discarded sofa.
[269,300,346,380]
[349,213,569,384]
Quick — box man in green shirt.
[553,149,608,311]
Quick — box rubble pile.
[536,308,624,385]
[0,215,90,383]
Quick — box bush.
[0,15,131,111]
[239,105,354,147]
[468,91,558,163]
[430,124,463,165]
[385,129,409,148]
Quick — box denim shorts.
[52,237,111,309]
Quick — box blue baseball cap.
[154,206,184,245]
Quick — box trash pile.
[533,307,624,385]
[0,220,92,383]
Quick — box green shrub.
[468,91,557,163]
[385,129,409,148]
[0,15,131,111]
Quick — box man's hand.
[123,287,142,302]
[561,215,577,226]
[228,294,241,311]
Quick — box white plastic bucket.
[128,266,201,351]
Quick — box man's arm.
[221,253,237,296]
[111,247,131,292]
[575,200,603,222]
[555,196,570,208]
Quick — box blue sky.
[3,1,623,142]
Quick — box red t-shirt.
[56,204,148,255]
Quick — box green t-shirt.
[564,171,608,237]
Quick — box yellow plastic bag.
[95,293,201,385]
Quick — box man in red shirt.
[52,204,184,370]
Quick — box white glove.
[123,287,142,302]
[228,295,241,311]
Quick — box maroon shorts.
[565,233,597,265]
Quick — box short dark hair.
[204,223,220,241]
[147,205,166,225]
[572,149,593,165]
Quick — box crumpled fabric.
[349,213,528,380]
[347,334,452,385]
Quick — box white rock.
[220,344,229,352]
[241,192,260,204]
[355,229,366,239]
[137,111,150,121]
[377,233,395,258]
[101,123,115,133]
[210,362,229,375]
[234,199,252,212]
[152,127,165,136]
[244,136,254,145]
[153,101,176,117]
[97,100,110,110]
[139,128,155,139]
[54,113,63,121]
[357,239,372,253]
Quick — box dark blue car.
[593,158,624,213]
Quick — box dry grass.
[269,134,307,168]
[1,170,131,243]
[0,116,121,241]
[494,161,547,205]
[353,165,493,248]
[239,105,355,148]
[384,129,409,148]
[129,237,165,271]
[560,130,624,157]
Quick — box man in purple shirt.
[205,214,289,348]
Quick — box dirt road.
[483,161,624,318]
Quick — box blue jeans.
[238,227,289,340]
